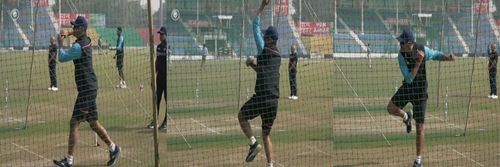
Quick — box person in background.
[288,44,298,100]
[112,27,126,88]
[488,42,498,99]
[48,36,58,91]
[201,44,208,69]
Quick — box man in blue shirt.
[387,28,455,167]
[239,1,280,167]
[112,27,126,88]
[53,16,121,167]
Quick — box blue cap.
[397,28,414,43]
[70,16,88,29]
[157,26,167,34]
[264,26,278,40]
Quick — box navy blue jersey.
[156,41,168,76]
[73,36,98,92]
[489,49,498,70]
[255,47,281,99]
[289,53,298,72]
[48,44,57,64]
[400,44,427,89]
[116,35,125,57]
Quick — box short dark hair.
[117,27,122,31]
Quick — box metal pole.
[471,0,474,35]
[299,0,301,33]
[396,0,399,33]
[31,0,33,31]
[436,0,446,108]
[419,0,421,13]
[276,0,282,25]
[334,0,337,34]
[4,80,8,116]
[24,0,40,129]
[58,0,61,31]
[271,0,274,26]
[464,0,485,137]
[146,0,160,166]
[197,0,199,38]
[445,86,449,121]
[361,0,364,34]
[215,25,218,59]
[458,0,461,13]
[237,0,245,110]
[158,0,164,26]
[216,0,220,59]
[0,1,2,32]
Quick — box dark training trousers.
[289,71,297,96]
[49,63,57,87]
[156,74,168,123]
[490,68,497,95]
[390,83,428,124]
[116,53,125,81]
[239,95,279,135]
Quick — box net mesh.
[0,0,498,166]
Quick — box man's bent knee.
[387,102,398,114]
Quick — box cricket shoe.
[107,145,121,166]
[413,160,423,167]
[147,121,155,129]
[245,142,262,162]
[404,111,412,133]
[120,81,127,89]
[159,122,167,131]
[53,157,72,167]
[492,95,498,99]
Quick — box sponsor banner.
[298,21,330,36]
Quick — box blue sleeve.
[424,46,445,61]
[398,54,414,84]
[117,36,124,51]
[59,43,82,62]
[253,16,264,54]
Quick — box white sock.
[249,136,257,145]
[416,156,422,164]
[266,162,273,167]
[65,155,73,164]
[109,143,116,152]
[403,112,408,120]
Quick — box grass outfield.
[0,50,499,166]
